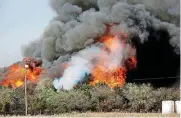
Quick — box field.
[0,112,180,118]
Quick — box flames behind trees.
[0,58,43,88]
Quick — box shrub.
[65,90,91,112]
[0,87,13,115]
[27,90,42,115]
[121,83,158,112]
[118,83,180,112]
[89,84,125,112]
[39,88,91,114]
[152,87,180,112]
[38,88,59,114]
[0,82,180,115]
[10,88,25,115]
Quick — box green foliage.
[121,83,158,112]
[89,84,125,112]
[27,90,42,115]
[0,83,180,115]
[151,87,180,112]
[38,88,91,114]
[0,87,13,114]
[117,83,180,112]
[40,88,67,114]
[155,87,180,101]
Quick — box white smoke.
[53,46,101,90]
[21,0,180,90]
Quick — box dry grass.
[0,112,180,118]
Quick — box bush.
[38,88,59,114]
[27,90,42,115]
[10,88,25,115]
[119,83,180,112]
[89,84,125,112]
[0,87,13,115]
[0,82,180,115]
[152,87,180,112]
[66,90,91,112]
[121,83,158,112]
[39,88,91,114]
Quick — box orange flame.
[90,66,126,88]
[89,24,136,88]
[125,56,137,70]
[0,60,43,88]
[90,56,136,88]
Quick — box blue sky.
[0,0,55,67]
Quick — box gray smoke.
[21,0,180,89]
[128,0,180,15]
[127,0,180,26]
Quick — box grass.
[0,112,180,117]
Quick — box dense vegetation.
[0,78,180,115]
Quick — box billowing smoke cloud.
[21,0,180,89]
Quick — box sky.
[0,0,55,67]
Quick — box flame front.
[90,56,136,88]
[90,66,126,88]
[89,32,136,88]
[1,62,42,88]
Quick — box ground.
[0,112,180,117]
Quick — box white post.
[162,101,175,114]
[24,64,29,116]
[175,101,181,114]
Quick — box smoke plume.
[21,0,180,90]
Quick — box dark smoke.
[127,28,180,87]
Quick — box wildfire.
[89,24,137,88]
[90,56,136,88]
[90,66,126,88]
[0,58,43,88]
